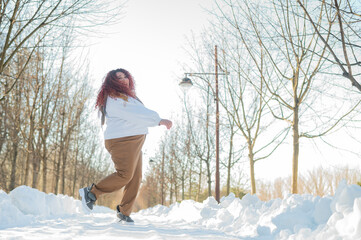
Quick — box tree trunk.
[205,86,212,197]
[42,141,47,192]
[52,142,58,192]
[24,124,34,185]
[9,142,18,191]
[226,134,234,195]
[174,177,179,202]
[32,133,42,188]
[292,104,300,194]
[196,159,202,202]
[0,101,7,155]
[61,136,70,194]
[206,160,212,196]
[55,111,65,194]
[72,144,79,196]
[248,141,256,195]
[161,146,165,205]
[170,174,174,204]
[181,176,185,200]
[188,162,192,199]
[54,149,61,194]
[31,153,40,188]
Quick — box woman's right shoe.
[79,184,97,212]
[116,205,134,223]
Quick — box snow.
[1,181,361,239]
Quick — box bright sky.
[86,0,361,185]
[88,0,214,112]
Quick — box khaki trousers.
[91,134,145,216]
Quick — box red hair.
[95,68,136,109]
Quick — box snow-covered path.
[0,213,240,240]
[1,181,361,240]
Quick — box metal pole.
[215,45,220,203]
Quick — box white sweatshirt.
[103,96,162,140]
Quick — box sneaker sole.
[79,188,92,213]
[119,220,135,225]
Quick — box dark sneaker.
[79,184,97,212]
[116,205,134,223]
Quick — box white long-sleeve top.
[103,95,162,140]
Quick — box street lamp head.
[179,77,193,91]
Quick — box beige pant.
[91,134,145,216]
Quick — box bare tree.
[0,0,124,100]
[297,0,361,92]
[7,78,22,191]
[185,6,290,194]
[191,87,215,197]
[221,109,244,196]
[182,96,208,201]
[0,33,112,204]
[4,47,28,190]
[216,0,360,194]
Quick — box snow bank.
[138,180,361,239]
[0,185,111,229]
[1,181,360,240]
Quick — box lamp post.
[179,45,226,203]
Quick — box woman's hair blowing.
[95,68,136,109]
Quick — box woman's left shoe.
[116,205,134,223]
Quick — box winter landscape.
[1,180,361,240]
[1,1,361,240]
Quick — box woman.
[79,68,172,223]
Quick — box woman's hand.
[159,119,173,129]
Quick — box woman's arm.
[107,97,168,128]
